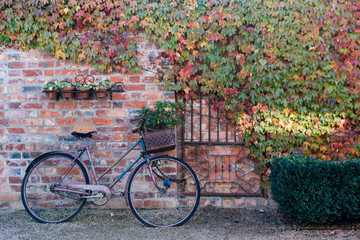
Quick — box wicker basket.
[143,128,176,153]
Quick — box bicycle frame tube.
[87,138,147,189]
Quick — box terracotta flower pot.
[45,91,58,99]
[76,87,90,99]
[61,86,75,98]
[94,87,108,99]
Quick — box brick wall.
[0,40,274,209]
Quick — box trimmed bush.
[271,154,360,223]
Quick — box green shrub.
[271,154,360,223]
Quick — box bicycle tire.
[127,155,200,227]
[21,152,89,223]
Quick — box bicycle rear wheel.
[21,152,89,223]
[127,156,200,227]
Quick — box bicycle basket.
[143,128,176,153]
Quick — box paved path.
[1,208,360,239]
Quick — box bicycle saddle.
[71,131,97,139]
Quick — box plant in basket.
[57,81,75,98]
[93,79,112,98]
[75,82,93,99]
[135,100,184,153]
[44,81,59,99]
[136,100,184,130]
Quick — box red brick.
[142,92,163,100]
[114,134,124,141]
[4,110,26,118]
[78,69,89,75]
[8,62,25,68]
[27,62,38,68]
[142,76,156,83]
[109,76,128,84]
[56,118,78,125]
[8,86,21,93]
[43,54,56,60]
[131,92,141,100]
[0,119,7,126]
[22,119,43,126]
[40,127,61,133]
[45,102,56,109]
[125,84,146,91]
[44,70,54,76]
[21,52,42,60]
[9,119,20,126]
[125,133,138,141]
[81,102,90,109]
[26,78,37,84]
[39,110,61,118]
[8,70,21,77]
[93,134,112,141]
[130,76,140,83]
[108,126,129,132]
[5,94,26,102]
[96,110,106,117]
[6,160,26,167]
[79,119,91,125]
[23,70,42,77]
[124,101,147,109]
[6,144,26,151]
[55,69,76,76]
[5,78,25,84]
[112,93,130,100]
[107,109,128,117]
[6,128,25,134]
[92,118,113,125]
[90,102,111,109]
[9,177,22,184]
[56,102,78,109]
[23,102,42,109]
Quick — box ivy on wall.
[1,0,360,164]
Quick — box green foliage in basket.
[44,81,58,91]
[75,82,93,90]
[136,100,184,130]
[93,79,113,90]
[56,81,74,89]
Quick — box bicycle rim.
[21,153,89,223]
[128,156,200,227]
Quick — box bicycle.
[21,117,200,227]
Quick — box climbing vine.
[1,0,360,164]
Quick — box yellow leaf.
[63,7,69,14]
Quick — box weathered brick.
[9,86,21,93]
[124,101,147,109]
[92,118,113,125]
[57,118,78,125]
[39,110,61,118]
[22,119,43,126]
[8,70,21,77]
[56,102,78,109]
[129,76,140,83]
[5,94,26,102]
[23,102,42,109]
[8,62,25,69]
[44,70,54,76]
[6,128,25,134]
[40,127,61,134]
[125,84,146,91]
[55,69,77,76]
[23,70,42,77]
[142,92,163,100]
[6,144,26,151]
[6,78,25,84]
[5,110,26,118]
[107,109,129,117]
[90,102,111,109]
[21,52,42,60]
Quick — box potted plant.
[93,79,113,98]
[44,81,58,99]
[57,81,75,98]
[75,82,93,99]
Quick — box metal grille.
[179,92,264,197]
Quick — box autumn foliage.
[1,0,360,164]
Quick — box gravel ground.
[1,208,360,240]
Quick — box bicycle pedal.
[112,191,124,197]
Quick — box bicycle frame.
[53,135,165,199]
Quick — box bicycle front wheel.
[127,156,200,227]
[21,152,89,223]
